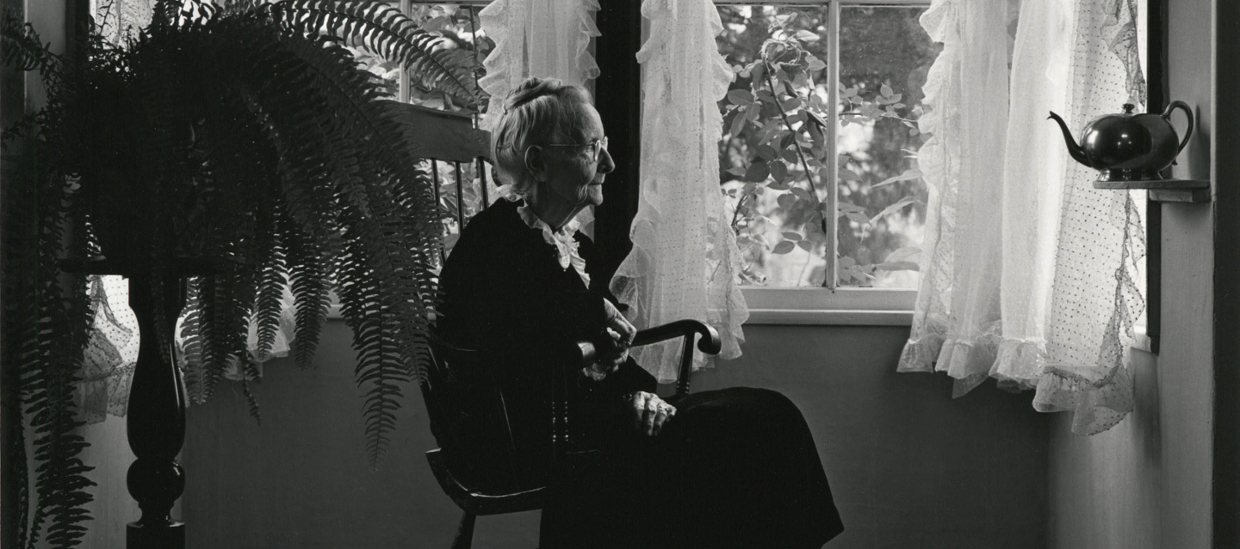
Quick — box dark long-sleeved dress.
[436,198,844,549]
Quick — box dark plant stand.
[61,258,216,549]
[123,268,187,549]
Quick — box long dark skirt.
[542,387,844,549]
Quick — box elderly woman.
[436,77,843,549]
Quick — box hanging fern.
[271,0,482,109]
[3,0,486,543]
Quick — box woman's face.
[538,104,615,209]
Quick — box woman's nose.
[598,147,616,174]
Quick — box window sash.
[723,1,928,290]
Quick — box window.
[716,1,936,300]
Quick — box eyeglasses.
[543,136,609,163]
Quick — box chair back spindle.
[477,158,490,205]
[453,161,466,229]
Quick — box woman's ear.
[524,146,547,181]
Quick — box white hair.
[491,77,594,197]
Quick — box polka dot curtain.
[899,0,1146,435]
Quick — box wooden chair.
[384,100,724,549]
[423,322,721,549]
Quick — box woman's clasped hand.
[585,311,676,436]
[583,299,636,381]
[627,391,675,436]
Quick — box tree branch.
[763,61,826,235]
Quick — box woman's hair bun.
[504,77,568,113]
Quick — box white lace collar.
[514,199,591,287]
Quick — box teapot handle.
[1162,100,1195,155]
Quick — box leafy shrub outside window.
[717,4,939,288]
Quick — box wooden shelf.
[1092,179,1211,203]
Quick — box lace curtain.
[78,276,139,424]
[900,0,1146,435]
[609,0,748,383]
[477,0,601,133]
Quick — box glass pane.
[716,5,938,288]
[836,6,938,288]
[717,6,834,287]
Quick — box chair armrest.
[631,320,722,396]
[632,319,722,353]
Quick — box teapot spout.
[1048,111,1092,168]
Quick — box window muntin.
[717,2,936,290]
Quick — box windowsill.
[744,308,914,326]
[741,287,916,326]
[739,287,1158,355]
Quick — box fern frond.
[240,29,443,466]
[1,116,99,548]
[272,0,482,108]
[181,279,208,403]
[12,406,30,547]
[252,237,288,362]
[240,356,263,425]
[198,262,257,402]
[335,225,413,470]
[282,217,332,370]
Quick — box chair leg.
[451,511,476,549]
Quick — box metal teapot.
[1048,101,1194,181]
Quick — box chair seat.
[425,448,545,516]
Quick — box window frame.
[716,0,930,324]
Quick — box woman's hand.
[583,300,635,382]
[583,328,627,381]
[628,391,675,436]
[602,299,637,346]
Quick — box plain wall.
[183,322,1050,549]
[1046,0,1216,548]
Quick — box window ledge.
[745,308,913,326]
[740,287,915,326]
